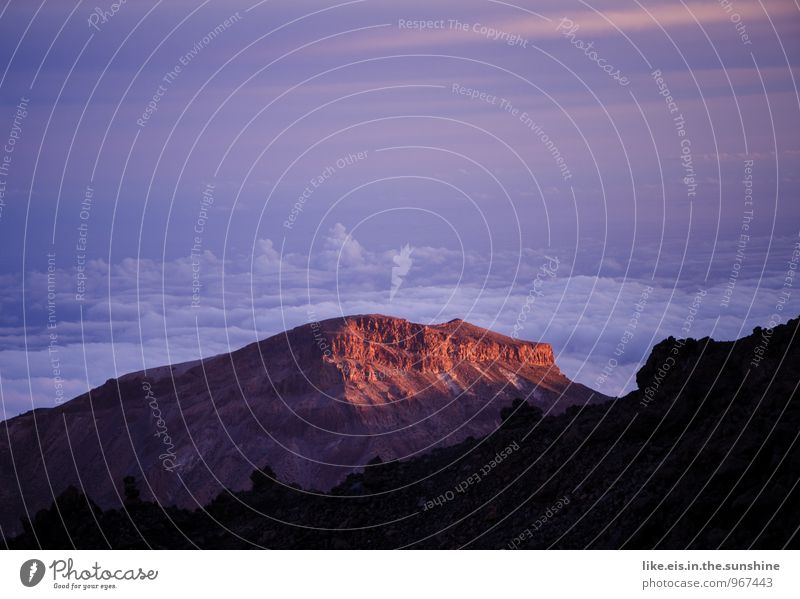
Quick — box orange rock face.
[0,315,606,535]
[324,316,555,378]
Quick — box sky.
[0,0,799,418]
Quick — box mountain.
[7,316,799,549]
[0,314,604,537]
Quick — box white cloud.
[323,222,366,267]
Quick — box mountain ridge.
[0,314,603,536]
[8,316,799,549]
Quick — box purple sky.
[1,0,799,417]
